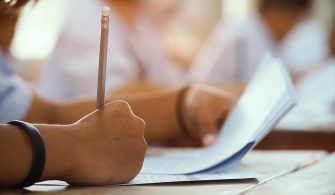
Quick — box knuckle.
[141,138,148,152]
[134,138,147,161]
[110,101,146,135]
[135,139,147,157]
[111,100,131,112]
[126,113,145,134]
[133,115,146,129]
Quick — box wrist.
[6,121,46,187]
[176,86,193,136]
[36,124,78,182]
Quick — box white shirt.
[296,59,335,113]
[0,51,32,122]
[37,0,184,101]
[278,58,335,129]
[189,15,329,85]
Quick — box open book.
[140,55,297,176]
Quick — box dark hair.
[259,0,312,13]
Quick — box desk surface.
[256,130,335,151]
[2,150,334,195]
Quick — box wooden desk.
[257,120,335,151]
[167,127,335,151]
[246,153,335,194]
[2,150,334,195]
[256,130,335,151]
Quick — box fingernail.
[202,134,217,146]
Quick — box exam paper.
[34,165,257,186]
[128,165,257,185]
[141,55,297,175]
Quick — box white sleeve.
[0,75,32,122]
[189,22,237,84]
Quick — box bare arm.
[24,88,181,144]
[0,101,146,188]
[0,123,76,187]
[24,85,236,145]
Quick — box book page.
[141,55,297,174]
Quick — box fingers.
[105,100,147,181]
[111,100,145,126]
[110,101,147,182]
[214,99,233,128]
[189,85,237,147]
[103,101,147,157]
[198,120,218,146]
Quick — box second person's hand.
[181,84,237,146]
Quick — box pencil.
[96,6,110,109]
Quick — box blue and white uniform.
[0,51,32,122]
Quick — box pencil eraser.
[102,6,110,16]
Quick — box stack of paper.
[129,55,297,185]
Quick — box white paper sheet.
[128,165,257,185]
[141,55,297,175]
[34,165,257,186]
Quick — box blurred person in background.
[189,0,328,94]
[37,0,185,101]
[1,0,237,187]
[149,0,223,71]
[0,0,145,187]
[279,14,335,129]
[1,0,237,148]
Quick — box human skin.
[0,101,147,187]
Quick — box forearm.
[25,89,184,144]
[123,88,183,144]
[0,124,76,187]
[55,90,184,143]
[24,94,95,124]
[46,83,174,124]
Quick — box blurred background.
[5,0,335,131]
[11,0,334,79]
